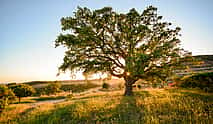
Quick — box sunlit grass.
[0,104,31,123]
[0,88,212,124]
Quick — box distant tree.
[11,84,35,102]
[55,6,194,96]
[102,81,110,89]
[0,85,16,112]
[45,82,61,95]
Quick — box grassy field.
[0,88,212,124]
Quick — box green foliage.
[179,72,213,92]
[11,84,35,102]
[137,84,142,89]
[66,93,73,100]
[45,82,62,95]
[0,85,16,112]
[34,87,46,96]
[102,82,110,89]
[55,6,193,95]
[33,82,99,96]
[61,83,99,93]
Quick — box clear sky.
[0,0,213,83]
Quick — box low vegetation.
[23,81,50,86]
[60,82,99,93]
[45,82,61,95]
[0,85,16,113]
[10,84,35,102]
[179,72,213,92]
[30,81,100,96]
[102,82,110,89]
[0,88,212,124]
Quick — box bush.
[0,85,16,113]
[137,84,142,89]
[66,93,73,100]
[102,82,110,89]
[45,82,62,95]
[179,72,213,92]
[34,87,46,96]
[10,84,35,102]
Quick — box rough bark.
[124,83,133,96]
[124,77,137,96]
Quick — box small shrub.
[102,82,110,89]
[45,82,62,95]
[66,93,73,100]
[137,84,142,89]
[34,87,46,96]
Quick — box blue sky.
[0,0,213,83]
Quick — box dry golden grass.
[0,104,31,123]
[0,88,212,124]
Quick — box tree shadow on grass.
[66,91,151,124]
[106,96,143,124]
[15,91,151,124]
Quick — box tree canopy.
[0,85,16,112]
[11,84,35,102]
[55,6,192,95]
[45,82,61,95]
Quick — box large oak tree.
[55,6,191,96]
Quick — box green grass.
[0,88,212,124]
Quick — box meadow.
[0,88,212,124]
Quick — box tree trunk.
[124,77,137,96]
[124,83,133,96]
[19,97,21,103]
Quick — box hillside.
[190,55,213,73]
[194,55,213,68]
[176,55,213,76]
[0,88,212,123]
